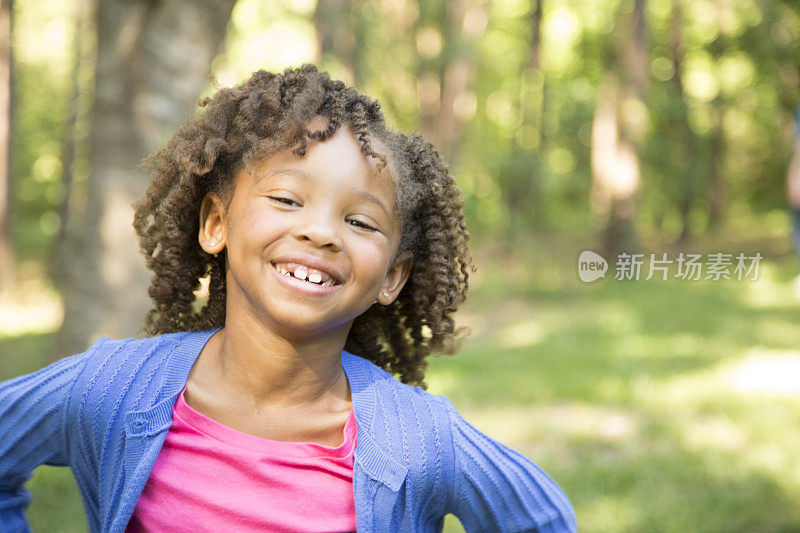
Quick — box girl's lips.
[270,262,341,296]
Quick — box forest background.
[1,0,799,531]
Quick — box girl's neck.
[196,318,352,411]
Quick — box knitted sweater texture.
[0,328,576,532]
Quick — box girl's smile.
[199,116,412,340]
[270,258,341,296]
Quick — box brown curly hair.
[132,64,474,388]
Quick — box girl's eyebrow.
[258,167,392,219]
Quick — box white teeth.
[274,263,336,286]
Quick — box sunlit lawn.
[434,238,800,532]
[2,239,800,532]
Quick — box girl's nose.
[291,215,343,252]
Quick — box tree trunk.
[51,0,92,284]
[55,0,235,357]
[314,0,364,85]
[706,105,725,229]
[436,0,481,160]
[0,0,12,293]
[590,0,648,258]
[668,0,699,243]
[416,0,482,163]
[506,0,544,232]
[416,2,443,147]
[590,75,640,258]
[706,28,726,230]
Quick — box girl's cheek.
[347,230,383,249]
[248,209,287,233]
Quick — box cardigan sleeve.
[441,398,577,533]
[0,341,98,533]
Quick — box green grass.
[432,241,800,533]
[3,242,800,532]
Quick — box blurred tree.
[706,36,726,232]
[51,0,92,282]
[667,0,701,242]
[0,0,11,292]
[590,0,648,257]
[55,0,235,357]
[503,0,545,233]
[314,0,364,85]
[436,0,482,160]
[415,0,483,162]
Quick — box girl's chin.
[254,306,358,337]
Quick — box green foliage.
[10,0,800,258]
[11,0,73,259]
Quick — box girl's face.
[199,117,412,339]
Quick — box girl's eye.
[348,219,378,232]
[268,196,298,206]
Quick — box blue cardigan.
[0,328,576,532]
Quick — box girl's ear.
[378,251,413,305]
[199,192,227,255]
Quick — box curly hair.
[132,64,475,388]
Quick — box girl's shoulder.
[341,349,455,431]
[75,329,208,377]
[55,329,215,445]
[68,329,216,411]
[341,349,451,404]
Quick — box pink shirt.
[126,385,357,533]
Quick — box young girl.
[0,64,576,532]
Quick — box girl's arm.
[0,346,93,531]
[442,398,577,533]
